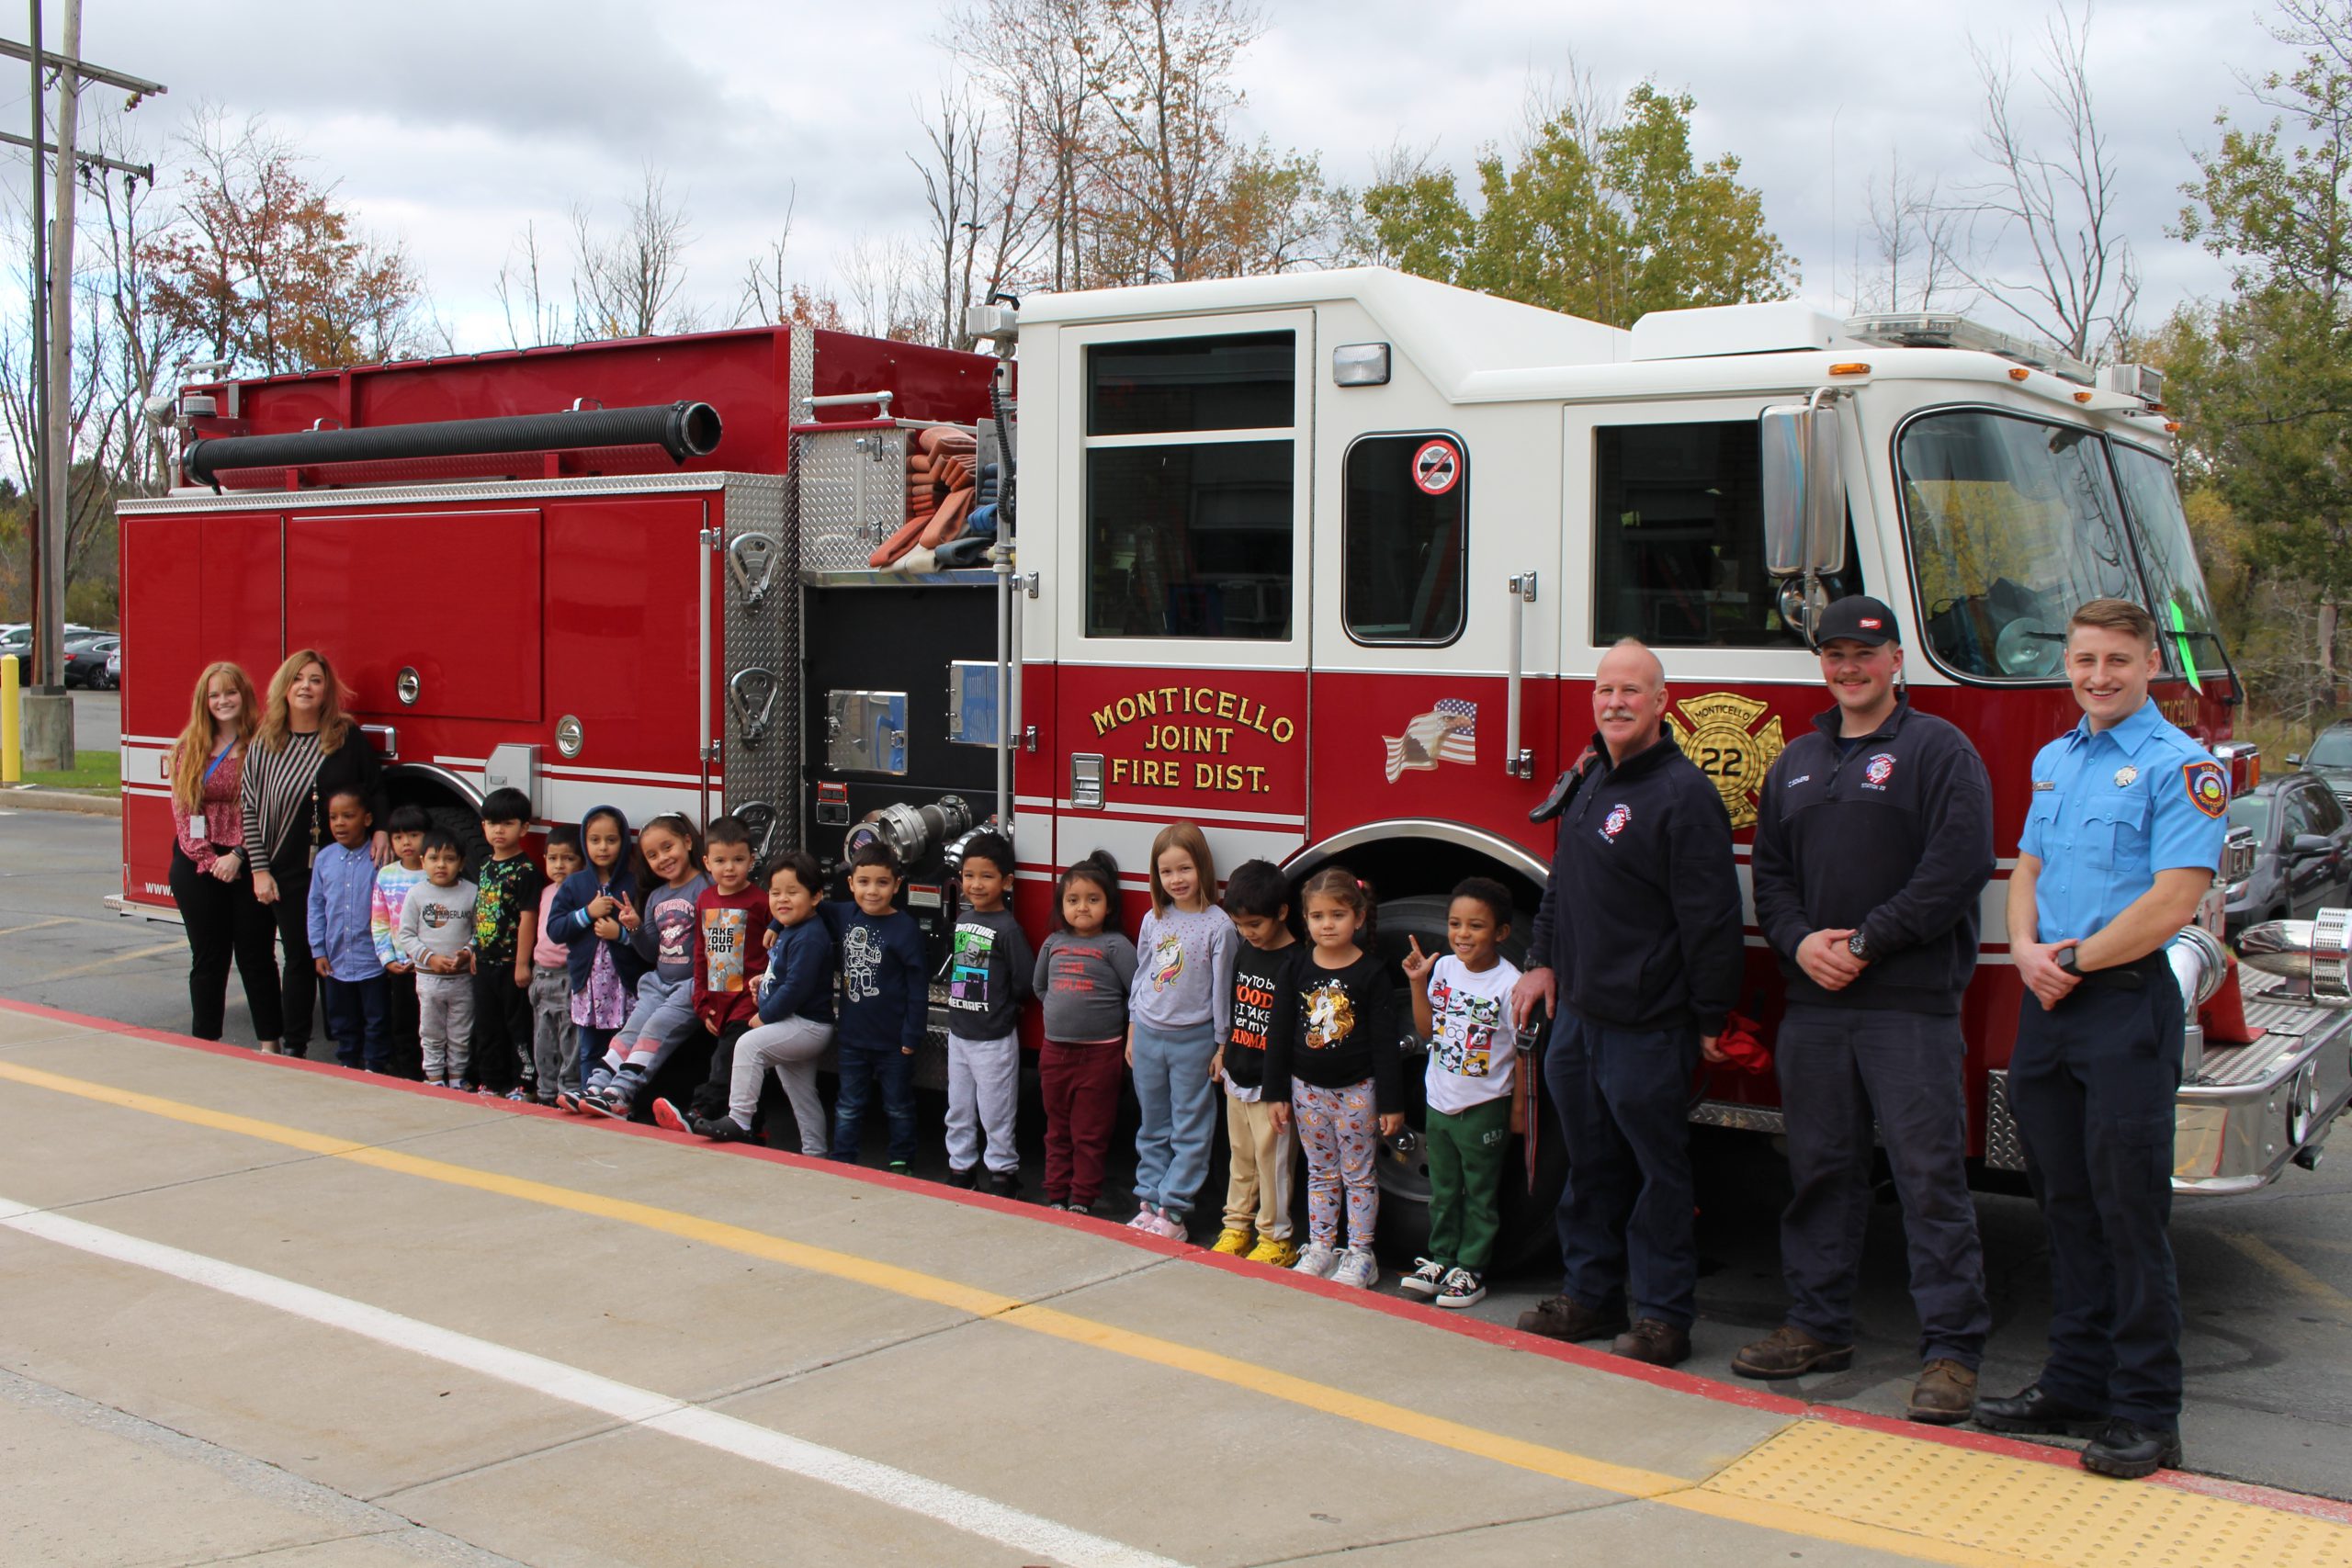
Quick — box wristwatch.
[2056,948,2082,976]
[1846,931,1871,963]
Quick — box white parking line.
[0,1197,1186,1568]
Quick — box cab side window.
[1593,421,1862,648]
[1344,434,1465,645]
[1084,332,1295,640]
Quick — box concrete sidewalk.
[4,1000,2348,1568]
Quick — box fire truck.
[118,266,2351,1255]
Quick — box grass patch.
[18,750,119,793]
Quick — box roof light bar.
[1843,311,2098,389]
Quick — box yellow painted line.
[2222,1233,2352,1315]
[32,941,186,983]
[7,1054,2352,1568]
[0,917,74,938]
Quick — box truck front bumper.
[1984,979,2352,1195]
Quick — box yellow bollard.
[1,652,17,784]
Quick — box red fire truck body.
[116,268,2350,1244]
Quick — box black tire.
[425,804,492,879]
[1368,893,1565,1273]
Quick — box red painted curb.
[7,994,2350,1527]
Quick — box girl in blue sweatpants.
[1125,821,1234,1241]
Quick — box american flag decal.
[1383,698,1478,783]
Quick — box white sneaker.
[1292,1243,1340,1279]
[1330,1248,1381,1291]
[1398,1256,1446,1298]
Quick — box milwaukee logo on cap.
[1859,617,1882,628]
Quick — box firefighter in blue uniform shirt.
[1975,597,2226,1480]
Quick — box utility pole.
[8,3,162,773]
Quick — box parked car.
[2224,773,2352,940]
[2289,720,2352,807]
[105,646,120,688]
[62,634,119,689]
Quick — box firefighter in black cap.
[1736,594,1996,1426]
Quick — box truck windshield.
[1899,410,2143,679]
[2109,441,2229,688]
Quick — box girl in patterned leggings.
[1265,867,1402,1291]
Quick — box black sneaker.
[945,1167,978,1190]
[1435,1268,1487,1309]
[986,1169,1021,1200]
[888,1159,912,1177]
[693,1114,753,1145]
[1398,1256,1447,1299]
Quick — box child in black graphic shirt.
[1212,861,1301,1268]
[1265,866,1400,1292]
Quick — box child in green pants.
[1399,877,1523,1308]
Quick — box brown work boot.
[1906,1359,1978,1425]
[1731,1324,1855,1381]
[1611,1318,1692,1368]
[1515,1294,1629,1344]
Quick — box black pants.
[688,1019,757,1122]
[386,968,422,1079]
[261,850,316,1055]
[470,962,534,1092]
[2009,962,2186,1427]
[1545,1007,1702,1329]
[167,845,281,1043]
[1776,1004,1989,1366]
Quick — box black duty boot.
[2081,1419,2182,1479]
[1973,1383,2109,1438]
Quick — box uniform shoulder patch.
[2182,760,2227,819]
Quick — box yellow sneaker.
[1245,1235,1300,1268]
[1211,1227,1254,1256]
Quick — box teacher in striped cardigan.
[244,649,388,1059]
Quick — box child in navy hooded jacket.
[544,805,649,1080]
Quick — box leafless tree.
[571,167,700,339]
[1949,5,2137,360]
[1856,151,1968,314]
[496,220,571,347]
[839,234,932,342]
[954,0,1105,292]
[733,189,798,326]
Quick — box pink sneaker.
[1126,1203,1158,1231]
[1147,1208,1190,1242]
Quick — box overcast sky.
[33,0,2309,353]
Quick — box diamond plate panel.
[1983,1068,2027,1171]
[798,426,909,572]
[720,473,798,861]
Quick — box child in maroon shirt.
[681,816,774,1125]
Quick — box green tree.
[2167,0,2352,702]
[1359,83,1796,327]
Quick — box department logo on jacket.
[1601,803,1632,840]
[1864,752,1896,789]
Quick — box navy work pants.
[321,972,391,1073]
[1777,1004,1990,1366]
[1544,1007,1701,1329]
[2008,964,2185,1427]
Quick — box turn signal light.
[1827,362,1871,376]
[2074,390,2095,403]
[2008,367,2030,381]
[2166,420,2183,433]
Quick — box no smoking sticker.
[1412,438,1461,496]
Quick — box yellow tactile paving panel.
[1699,1418,2352,1568]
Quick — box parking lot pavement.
[6,806,2350,1504]
[74,688,119,754]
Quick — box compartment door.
[288,509,543,723]
[1050,311,1316,893]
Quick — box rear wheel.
[382,771,491,876]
